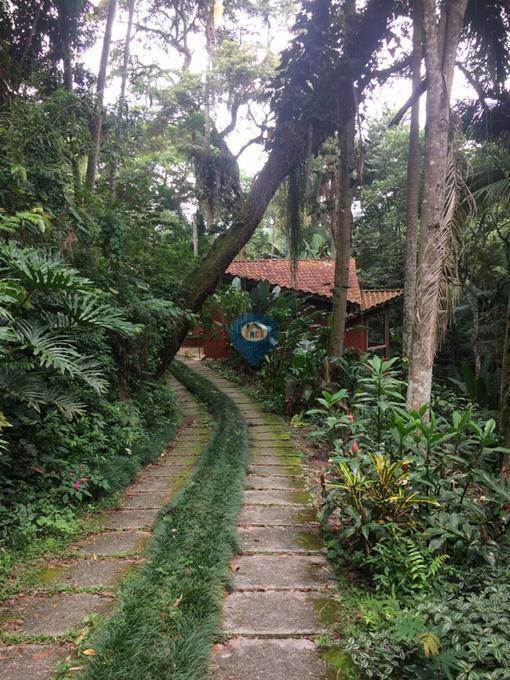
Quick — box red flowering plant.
[54,463,109,504]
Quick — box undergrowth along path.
[0,376,208,680]
[186,360,338,679]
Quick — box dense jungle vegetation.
[1,0,510,677]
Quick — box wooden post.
[384,305,390,358]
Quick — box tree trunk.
[500,287,510,477]
[330,116,355,355]
[204,0,215,229]
[56,0,82,196]
[110,0,136,196]
[61,20,73,91]
[155,120,327,377]
[402,3,422,358]
[329,0,356,357]
[18,3,44,80]
[154,0,395,377]
[86,0,117,192]
[407,0,468,411]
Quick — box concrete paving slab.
[250,433,291,442]
[211,637,327,680]
[76,531,150,556]
[247,464,300,476]
[222,591,325,636]
[121,492,171,509]
[233,554,331,590]
[243,489,309,506]
[0,593,113,637]
[239,505,316,526]
[250,444,297,454]
[103,509,159,530]
[245,475,301,490]
[237,525,322,554]
[152,463,193,476]
[246,427,287,435]
[49,558,134,589]
[249,457,301,469]
[0,644,71,680]
[126,477,174,494]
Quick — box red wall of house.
[198,316,368,360]
[344,325,368,353]
[203,324,232,359]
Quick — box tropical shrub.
[305,354,510,677]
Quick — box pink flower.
[348,412,354,422]
[72,481,81,490]
[351,441,360,454]
[80,477,88,483]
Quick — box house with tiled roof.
[225,259,401,318]
[189,258,402,359]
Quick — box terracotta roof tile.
[226,259,362,304]
[226,259,402,314]
[361,289,403,312]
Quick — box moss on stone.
[297,531,323,551]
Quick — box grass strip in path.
[81,360,249,680]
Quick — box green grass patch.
[81,360,249,680]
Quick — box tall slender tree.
[109,0,136,196]
[402,2,422,358]
[330,117,356,355]
[86,0,117,192]
[330,0,356,357]
[407,0,468,410]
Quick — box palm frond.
[0,368,86,416]
[473,177,510,207]
[0,280,25,319]
[0,244,90,293]
[40,295,142,338]
[0,368,49,410]
[417,121,476,360]
[13,321,107,392]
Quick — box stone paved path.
[0,377,209,680]
[181,359,334,680]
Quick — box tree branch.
[220,100,240,137]
[234,133,264,159]
[455,61,489,111]
[389,78,427,126]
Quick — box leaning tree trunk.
[330,115,355,355]
[402,3,422,358]
[154,0,395,378]
[86,0,117,192]
[407,0,468,411]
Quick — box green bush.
[0,380,179,578]
[346,574,510,679]
[305,354,510,678]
